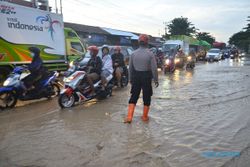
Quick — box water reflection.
[161,68,194,98]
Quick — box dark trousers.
[23,71,41,88]
[129,71,153,106]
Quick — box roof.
[101,27,139,40]
[64,22,109,35]
[170,35,199,45]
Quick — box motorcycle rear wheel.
[0,91,17,110]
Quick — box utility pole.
[163,21,169,39]
[163,21,168,35]
[60,0,63,15]
[55,0,58,14]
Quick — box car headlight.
[175,58,180,63]
[165,59,170,65]
[3,80,10,86]
[187,56,192,61]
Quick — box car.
[75,45,134,67]
[206,48,222,62]
[109,46,134,65]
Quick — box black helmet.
[29,47,40,54]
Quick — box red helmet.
[88,45,99,56]
[114,46,121,52]
[138,34,149,44]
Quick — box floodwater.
[0,57,250,167]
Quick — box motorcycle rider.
[85,46,102,96]
[189,50,196,61]
[22,47,45,92]
[156,48,164,68]
[124,34,159,123]
[111,46,125,87]
[176,48,186,66]
[101,45,113,90]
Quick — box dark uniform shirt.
[87,56,102,75]
[111,53,125,67]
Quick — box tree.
[167,17,197,36]
[229,31,250,52]
[243,16,250,32]
[196,32,215,45]
[229,16,250,53]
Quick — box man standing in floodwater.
[124,34,159,123]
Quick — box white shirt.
[102,54,113,74]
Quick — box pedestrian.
[124,34,159,123]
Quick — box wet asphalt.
[0,56,250,167]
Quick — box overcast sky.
[50,0,250,42]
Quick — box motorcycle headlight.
[175,58,180,63]
[187,56,192,61]
[3,80,10,86]
[165,59,170,65]
[63,76,74,83]
[69,61,74,67]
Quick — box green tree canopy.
[196,32,215,45]
[243,16,250,32]
[167,17,197,36]
[229,16,250,53]
[229,31,250,51]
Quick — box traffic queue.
[0,36,242,111]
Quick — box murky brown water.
[0,57,250,167]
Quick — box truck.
[162,39,189,56]
[0,1,86,84]
[162,35,210,61]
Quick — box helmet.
[88,45,99,56]
[29,47,40,54]
[102,45,109,53]
[138,34,149,44]
[114,46,121,52]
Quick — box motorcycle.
[186,56,195,70]
[163,56,175,74]
[58,65,113,108]
[0,66,60,109]
[230,52,239,59]
[174,56,185,68]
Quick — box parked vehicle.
[206,48,222,62]
[58,65,113,108]
[109,46,134,65]
[0,66,60,109]
[0,1,86,85]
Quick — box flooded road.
[1,57,250,167]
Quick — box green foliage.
[229,16,250,53]
[167,17,197,36]
[196,32,215,45]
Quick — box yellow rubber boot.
[124,104,136,123]
[141,106,150,121]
